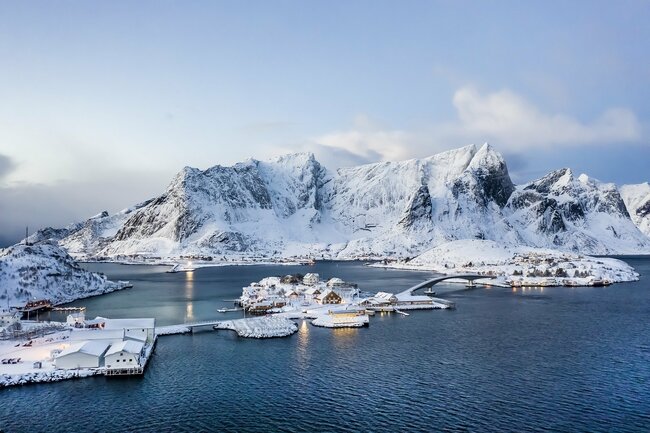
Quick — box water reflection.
[332,327,359,350]
[185,303,194,322]
[185,272,195,321]
[295,320,311,372]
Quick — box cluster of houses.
[241,273,358,314]
[54,314,155,374]
[240,273,451,327]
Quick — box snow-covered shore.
[1,368,100,388]
[374,239,639,287]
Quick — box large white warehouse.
[104,340,144,370]
[103,318,155,342]
[55,341,110,369]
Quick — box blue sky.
[0,1,649,245]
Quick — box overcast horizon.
[1,1,649,246]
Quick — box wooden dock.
[51,306,86,312]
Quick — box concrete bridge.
[184,320,226,333]
[398,274,497,297]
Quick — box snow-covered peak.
[467,143,505,171]
[267,152,316,167]
[30,144,650,260]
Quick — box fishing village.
[0,269,470,388]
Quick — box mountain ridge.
[26,144,650,259]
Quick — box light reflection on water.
[184,271,195,321]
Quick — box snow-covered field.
[0,329,90,388]
[376,239,639,287]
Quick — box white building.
[103,318,155,342]
[69,328,126,343]
[104,340,145,370]
[55,341,110,369]
[373,292,398,304]
[66,312,85,326]
[304,287,322,300]
[327,277,346,288]
[303,273,320,285]
[0,310,19,331]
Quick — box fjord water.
[2,260,650,432]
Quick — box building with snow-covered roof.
[303,273,319,285]
[280,274,301,284]
[283,288,299,299]
[0,310,20,331]
[105,340,145,370]
[103,318,155,342]
[304,287,321,300]
[55,341,110,369]
[66,311,85,326]
[69,328,126,343]
[326,277,346,288]
[372,292,398,304]
[317,290,342,305]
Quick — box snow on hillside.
[31,144,650,261]
[380,239,638,286]
[620,183,650,237]
[0,242,128,307]
[504,170,648,254]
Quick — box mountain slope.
[31,144,650,260]
[620,183,650,237]
[505,169,648,254]
[0,242,128,306]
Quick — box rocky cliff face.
[505,169,646,254]
[30,144,650,259]
[620,182,650,238]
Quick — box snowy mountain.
[0,242,128,307]
[30,144,650,260]
[504,169,648,254]
[620,183,650,238]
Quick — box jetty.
[156,317,298,338]
[52,306,86,312]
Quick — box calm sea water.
[2,259,650,432]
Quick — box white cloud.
[452,86,641,147]
[308,86,643,165]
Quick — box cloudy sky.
[1,1,649,246]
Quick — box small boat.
[591,280,606,287]
[217,308,241,313]
[394,309,410,316]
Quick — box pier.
[51,306,86,312]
